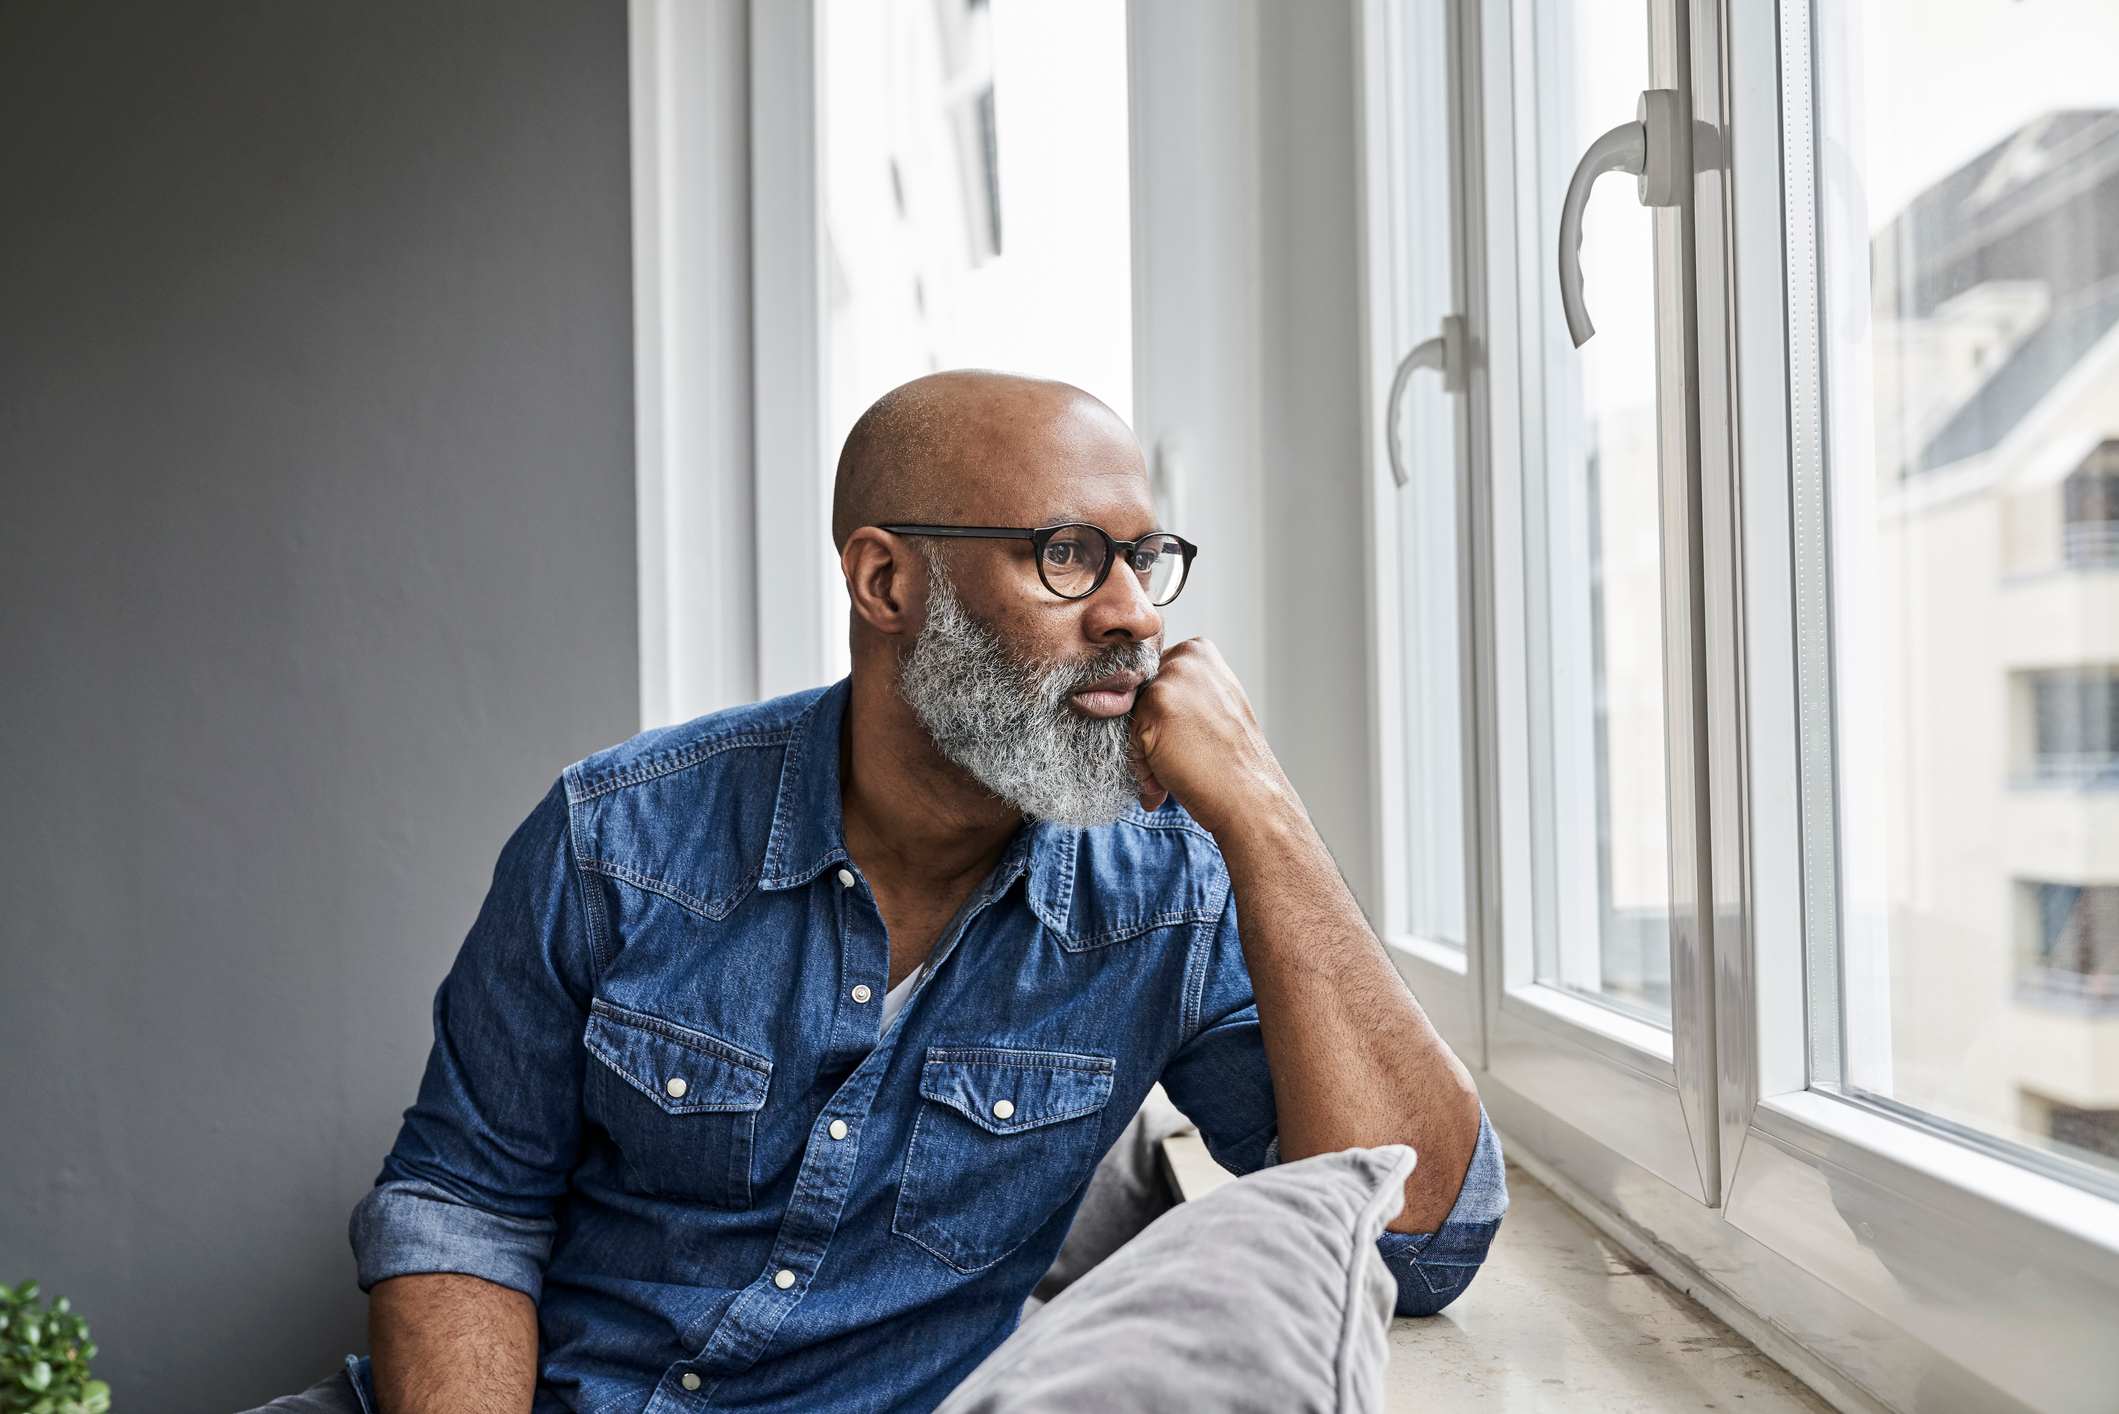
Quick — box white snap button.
[774,1267,796,1289]
[992,1098,1015,1119]
[851,983,872,1003]
[665,1076,688,1098]
[836,867,856,887]
[681,1373,702,1391]
[829,1118,848,1139]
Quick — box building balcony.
[1996,569,2119,669]
[2002,785,2119,879]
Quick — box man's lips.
[1068,670,1145,718]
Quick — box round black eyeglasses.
[877,523,1197,606]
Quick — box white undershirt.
[878,965,921,1034]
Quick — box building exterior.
[1864,109,2119,1168]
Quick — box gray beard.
[896,549,1162,828]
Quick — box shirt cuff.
[1373,1106,1509,1317]
[348,1177,557,1304]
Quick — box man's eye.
[1045,544,1078,566]
[1129,547,1159,572]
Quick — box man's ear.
[842,527,923,637]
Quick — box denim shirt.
[349,675,1507,1413]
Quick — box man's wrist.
[1203,784,1317,865]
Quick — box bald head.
[830,369,1145,552]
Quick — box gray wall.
[0,4,639,1409]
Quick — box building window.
[932,0,1001,265]
[2063,438,2119,568]
[2049,1103,2119,1163]
[2025,668,2119,785]
[2017,881,2119,1010]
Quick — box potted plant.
[0,1281,110,1414]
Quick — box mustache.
[1036,640,1162,700]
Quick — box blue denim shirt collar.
[755,675,1057,919]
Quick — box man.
[345,370,1505,1413]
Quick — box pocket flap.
[918,1046,1115,1135]
[585,998,772,1116]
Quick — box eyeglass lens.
[1039,526,1188,605]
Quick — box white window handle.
[1558,89,1683,347]
[1385,314,1465,488]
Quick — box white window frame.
[1480,0,1722,1205]
[629,0,841,720]
[630,0,766,725]
[749,0,842,701]
[1359,0,2119,1407]
[1352,0,1487,1067]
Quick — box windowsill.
[2005,772,2119,792]
[1998,560,2119,585]
[1158,1134,1830,1411]
[1754,1088,2119,1254]
[2011,976,2119,1016]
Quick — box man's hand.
[1132,636,1485,1233]
[1128,638,1300,840]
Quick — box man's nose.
[1082,561,1163,642]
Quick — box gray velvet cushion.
[938,1141,1418,1414]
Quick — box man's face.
[896,540,1163,827]
[853,385,1174,825]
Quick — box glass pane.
[1518,0,1672,1024]
[820,0,1134,679]
[1815,0,2119,1184]
[1382,0,1465,946]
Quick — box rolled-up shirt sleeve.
[349,774,595,1304]
[1368,1107,1507,1316]
[1157,883,1509,1318]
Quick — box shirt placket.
[650,855,1023,1408]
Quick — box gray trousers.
[237,1089,1190,1413]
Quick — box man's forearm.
[369,1272,539,1414]
[1214,796,1482,1232]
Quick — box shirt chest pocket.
[892,1045,1117,1274]
[582,997,773,1209]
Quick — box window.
[2020,669,2119,785]
[2018,881,2119,1012]
[1401,0,1718,1207]
[2046,1101,2119,1164]
[1362,0,2119,1401]
[931,0,1002,264]
[819,0,1134,675]
[1364,0,1469,952]
[1511,0,1675,1029]
[1807,0,2119,1195]
[2064,439,2119,568]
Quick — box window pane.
[1383,0,1465,947]
[819,0,1133,677]
[1814,0,2119,1184]
[1518,0,1672,1024]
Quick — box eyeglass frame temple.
[874,523,1197,604]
